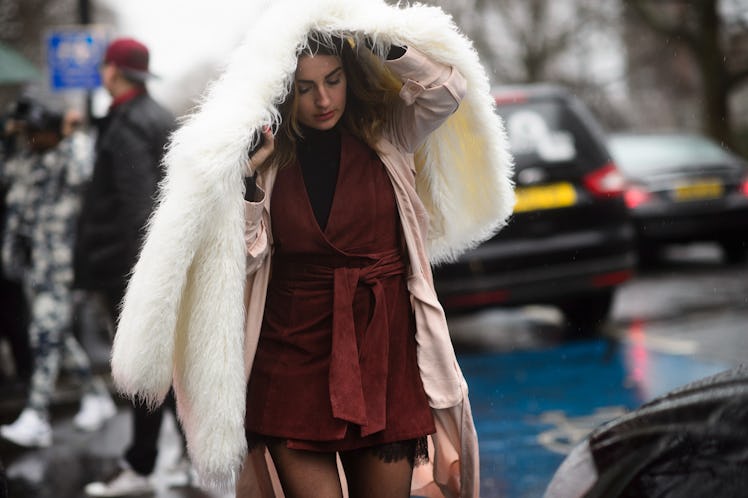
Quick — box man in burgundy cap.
[74,37,186,497]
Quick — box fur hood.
[112,0,513,490]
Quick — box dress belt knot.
[277,249,406,436]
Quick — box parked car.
[433,84,636,334]
[608,132,748,264]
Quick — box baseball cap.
[103,37,158,82]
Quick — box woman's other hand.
[246,125,275,175]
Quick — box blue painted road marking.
[458,338,728,498]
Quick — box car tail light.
[741,177,748,197]
[592,269,633,288]
[494,92,528,106]
[624,185,653,209]
[583,162,627,198]
[442,289,510,309]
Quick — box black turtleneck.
[297,126,341,231]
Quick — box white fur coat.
[112,0,514,491]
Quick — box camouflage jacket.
[1,131,93,289]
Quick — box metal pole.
[79,0,90,23]
[78,0,92,121]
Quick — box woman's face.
[294,54,347,130]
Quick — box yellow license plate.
[673,180,724,201]
[514,182,577,213]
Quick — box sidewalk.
[0,375,231,497]
[0,400,226,497]
[0,306,230,497]
[0,297,113,420]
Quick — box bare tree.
[625,0,748,147]
[429,0,628,127]
[0,0,78,66]
[432,0,621,83]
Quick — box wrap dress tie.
[245,133,435,451]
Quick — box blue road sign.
[46,27,109,91]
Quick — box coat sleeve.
[104,124,161,263]
[384,46,467,153]
[244,186,269,276]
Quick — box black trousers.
[104,289,186,475]
[0,276,31,380]
[125,390,183,475]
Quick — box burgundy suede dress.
[245,132,435,452]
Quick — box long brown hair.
[263,35,402,172]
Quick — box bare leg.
[266,440,344,498]
[339,443,415,498]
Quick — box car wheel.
[558,290,614,337]
[720,240,748,264]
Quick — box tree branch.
[626,0,699,49]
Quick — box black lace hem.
[368,437,430,466]
[246,433,430,467]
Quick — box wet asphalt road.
[449,243,746,497]
[1,242,746,498]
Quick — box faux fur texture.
[112,0,513,490]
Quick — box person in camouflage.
[0,100,116,448]
[0,107,31,385]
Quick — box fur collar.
[168,0,513,263]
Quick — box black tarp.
[546,365,748,498]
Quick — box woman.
[111,1,514,496]
[239,37,462,498]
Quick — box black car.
[433,84,636,333]
[608,132,748,264]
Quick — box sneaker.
[84,468,154,497]
[159,457,198,488]
[74,392,117,432]
[0,408,52,448]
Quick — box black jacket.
[74,92,174,292]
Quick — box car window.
[609,135,735,175]
[496,99,604,171]
[504,107,575,162]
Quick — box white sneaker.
[84,468,154,497]
[159,457,198,488]
[74,392,117,432]
[0,408,52,448]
